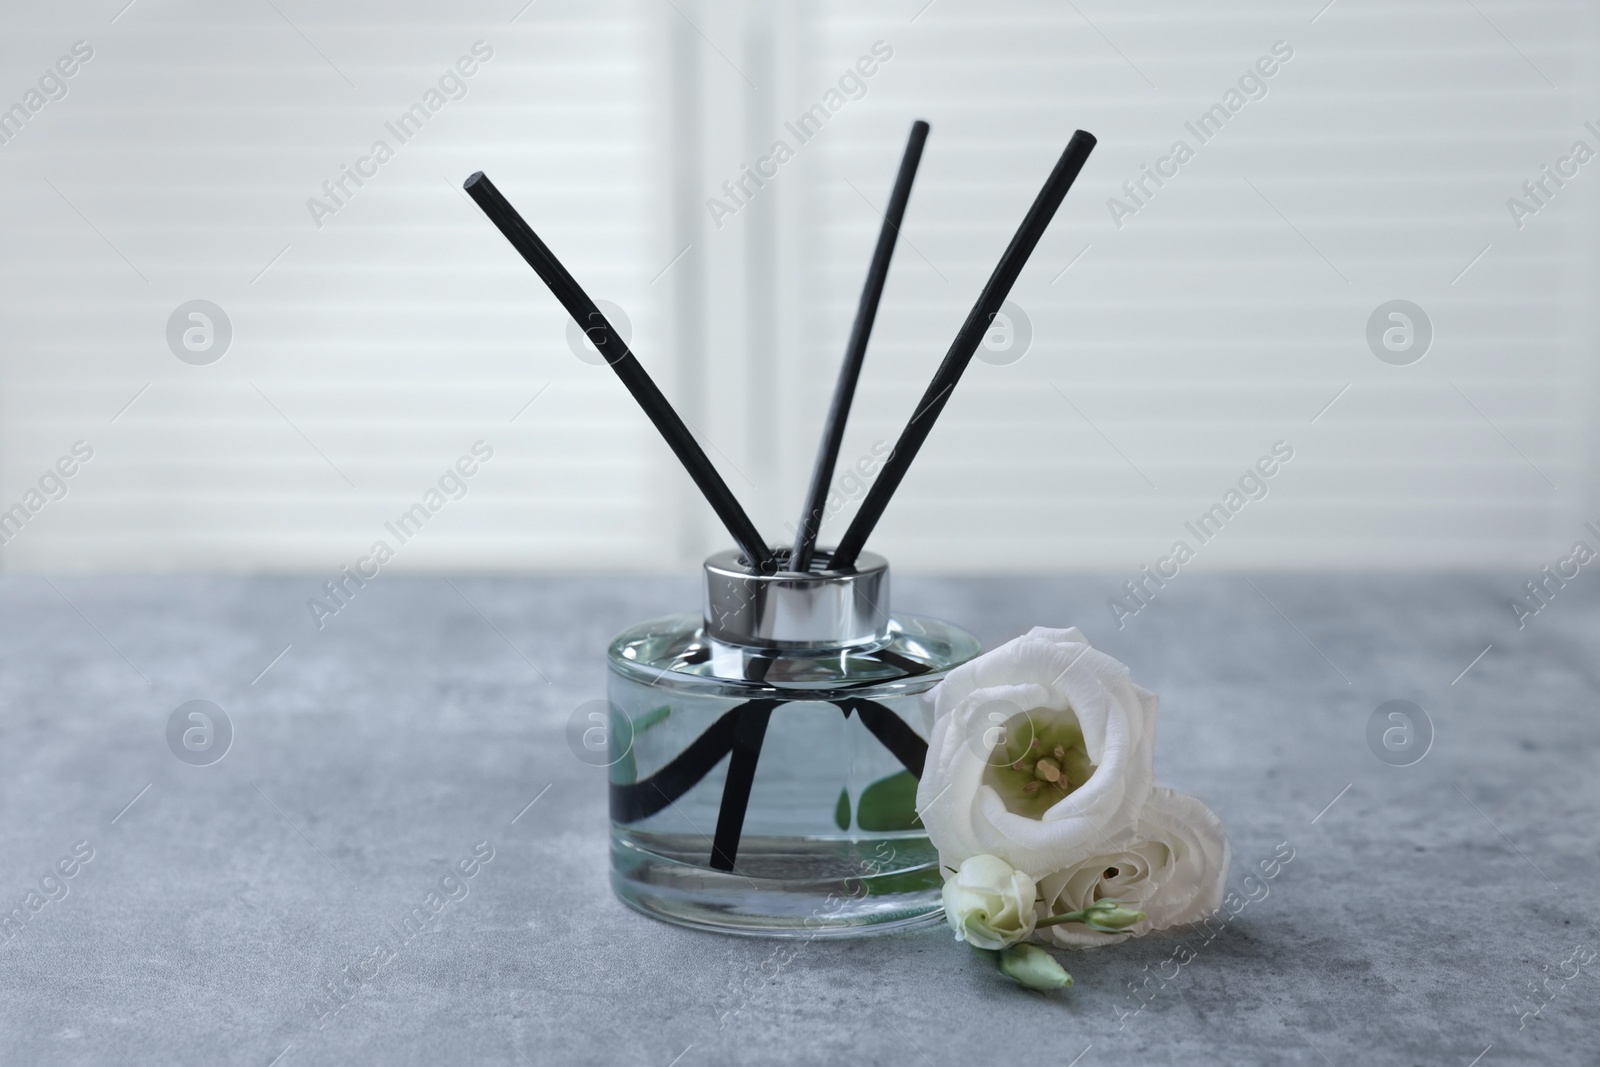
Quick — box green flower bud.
[995,943,1073,991]
[1081,899,1146,933]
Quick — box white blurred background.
[1,0,1596,575]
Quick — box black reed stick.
[827,131,1097,571]
[464,171,775,573]
[709,700,776,871]
[841,699,927,779]
[608,697,930,826]
[790,120,930,573]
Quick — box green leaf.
[633,705,672,732]
[834,788,851,831]
[609,706,667,786]
[856,770,922,832]
[609,747,637,785]
[860,866,941,897]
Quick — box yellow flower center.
[981,712,1096,818]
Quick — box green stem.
[1034,909,1094,930]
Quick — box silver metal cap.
[702,548,890,649]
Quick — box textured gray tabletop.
[1,572,1595,1066]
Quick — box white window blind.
[1,0,1595,574]
[1,0,675,573]
[786,0,1598,572]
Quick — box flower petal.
[1037,787,1230,949]
[917,628,1159,878]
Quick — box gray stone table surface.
[1,572,1596,1066]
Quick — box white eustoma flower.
[916,627,1158,879]
[1036,787,1230,949]
[941,854,1037,950]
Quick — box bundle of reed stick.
[466,123,1096,574]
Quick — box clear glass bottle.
[607,549,980,937]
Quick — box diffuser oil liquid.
[607,612,979,937]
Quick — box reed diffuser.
[467,123,1096,936]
